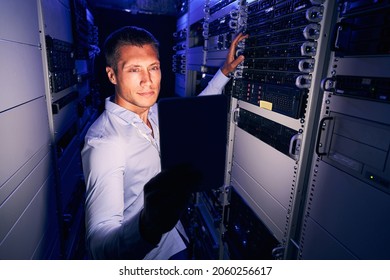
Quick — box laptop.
[158,94,228,191]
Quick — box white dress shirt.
[81,69,230,259]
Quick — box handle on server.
[289,133,302,161]
[232,107,240,126]
[315,116,333,156]
[330,22,344,52]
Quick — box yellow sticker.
[260,100,273,111]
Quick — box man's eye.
[129,68,140,72]
[150,65,160,71]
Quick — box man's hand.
[221,32,249,77]
[139,164,202,244]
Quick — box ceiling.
[87,0,186,16]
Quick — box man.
[81,26,248,259]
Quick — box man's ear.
[106,67,117,85]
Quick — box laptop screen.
[158,94,228,191]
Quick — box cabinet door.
[0,0,40,45]
[0,42,45,112]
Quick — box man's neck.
[114,94,150,124]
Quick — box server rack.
[296,0,390,259]
[222,0,336,260]
[174,0,245,259]
[173,0,207,97]
[38,0,100,259]
[39,0,84,259]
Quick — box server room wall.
[92,8,178,103]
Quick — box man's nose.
[140,70,152,86]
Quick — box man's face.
[106,44,161,115]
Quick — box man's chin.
[139,98,158,108]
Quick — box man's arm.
[82,137,155,259]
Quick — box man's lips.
[138,91,155,97]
